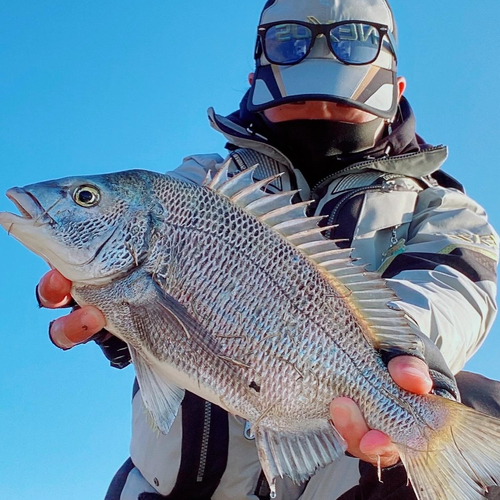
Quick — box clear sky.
[1,1,499,498]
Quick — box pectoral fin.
[129,346,185,435]
[127,275,208,345]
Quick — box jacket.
[105,102,499,500]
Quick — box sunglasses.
[257,20,397,66]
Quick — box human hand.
[330,356,432,467]
[38,269,107,349]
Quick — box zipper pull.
[381,180,396,193]
[383,226,406,259]
[390,226,399,247]
[244,420,255,440]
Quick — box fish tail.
[396,394,500,500]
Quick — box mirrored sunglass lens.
[265,23,312,64]
[330,23,380,64]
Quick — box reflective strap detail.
[104,458,136,500]
[95,333,131,369]
[382,249,497,284]
[164,393,229,500]
[196,401,212,482]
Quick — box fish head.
[0,170,159,284]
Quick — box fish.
[2,163,500,500]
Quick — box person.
[37,0,500,498]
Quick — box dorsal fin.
[206,164,421,354]
[260,201,312,225]
[216,164,260,198]
[205,157,235,191]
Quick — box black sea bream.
[2,164,500,499]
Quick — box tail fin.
[396,395,500,500]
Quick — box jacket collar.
[207,98,448,180]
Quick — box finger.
[49,306,106,349]
[388,356,433,395]
[359,430,400,467]
[38,270,73,308]
[330,399,400,467]
[330,397,370,458]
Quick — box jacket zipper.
[309,146,445,195]
[196,401,212,482]
[323,184,394,240]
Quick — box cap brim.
[248,59,398,119]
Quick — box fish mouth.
[0,187,56,234]
[7,188,43,218]
[1,187,54,229]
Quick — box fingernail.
[403,366,433,393]
[48,270,58,287]
[49,319,76,350]
[37,272,64,308]
[48,272,73,307]
[37,276,51,307]
[403,366,431,382]
[35,285,43,308]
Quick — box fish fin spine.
[208,167,421,354]
[254,420,346,487]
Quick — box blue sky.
[1,1,499,498]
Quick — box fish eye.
[73,185,101,207]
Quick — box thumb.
[388,356,433,395]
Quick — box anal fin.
[254,420,346,489]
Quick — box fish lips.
[0,187,51,230]
[0,187,80,277]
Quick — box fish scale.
[139,176,414,425]
[3,166,500,499]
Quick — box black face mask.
[262,117,385,164]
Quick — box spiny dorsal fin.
[287,224,337,246]
[206,157,234,190]
[206,165,420,354]
[216,164,260,198]
[245,190,299,217]
[202,169,213,187]
[260,200,312,225]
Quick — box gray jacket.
[108,108,498,500]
